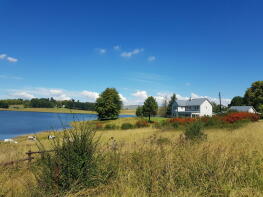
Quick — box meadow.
[1,117,263,197]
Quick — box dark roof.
[229,106,256,112]
[175,98,209,106]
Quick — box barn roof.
[229,106,256,112]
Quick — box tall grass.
[33,123,119,196]
[1,120,263,196]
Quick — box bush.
[221,112,260,123]
[104,124,118,130]
[121,123,134,130]
[168,117,196,125]
[135,120,149,128]
[35,123,119,194]
[184,121,206,140]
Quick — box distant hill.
[123,105,140,110]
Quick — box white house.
[229,106,257,113]
[172,98,213,117]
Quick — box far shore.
[0,107,135,115]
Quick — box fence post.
[27,150,33,164]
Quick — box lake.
[0,111,133,140]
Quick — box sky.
[1,0,263,106]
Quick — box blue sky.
[1,0,263,105]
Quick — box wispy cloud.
[0,54,7,59]
[121,48,144,58]
[185,82,191,86]
[113,45,121,51]
[148,56,156,62]
[0,75,23,80]
[0,54,18,63]
[96,48,107,54]
[7,57,18,63]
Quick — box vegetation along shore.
[0,83,262,196]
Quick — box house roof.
[175,98,209,106]
[229,106,256,112]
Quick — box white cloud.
[6,57,18,63]
[10,91,35,99]
[148,56,156,62]
[132,90,148,100]
[113,45,121,51]
[119,93,128,103]
[0,54,7,59]
[96,48,107,54]
[81,90,99,101]
[49,89,64,95]
[185,82,191,86]
[53,94,71,101]
[121,48,144,58]
[0,54,18,63]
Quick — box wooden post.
[27,150,33,164]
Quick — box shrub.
[184,121,206,140]
[35,123,119,194]
[221,112,260,123]
[121,123,134,130]
[168,117,196,125]
[135,120,149,128]
[104,124,118,130]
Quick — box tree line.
[0,98,95,111]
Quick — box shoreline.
[0,107,135,115]
[0,112,136,141]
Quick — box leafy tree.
[136,106,144,117]
[229,96,244,106]
[166,94,177,117]
[142,96,158,122]
[211,102,227,113]
[243,81,263,112]
[0,101,9,108]
[95,88,122,120]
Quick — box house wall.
[200,100,213,116]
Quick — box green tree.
[0,101,9,108]
[166,94,177,117]
[136,106,144,117]
[95,88,122,120]
[142,96,158,122]
[243,81,263,112]
[229,96,244,106]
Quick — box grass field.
[0,107,135,115]
[1,119,263,196]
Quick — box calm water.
[0,111,133,140]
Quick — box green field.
[1,119,263,196]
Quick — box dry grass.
[1,120,263,196]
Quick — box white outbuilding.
[229,106,257,113]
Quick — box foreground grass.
[0,107,135,115]
[1,120,263,196]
